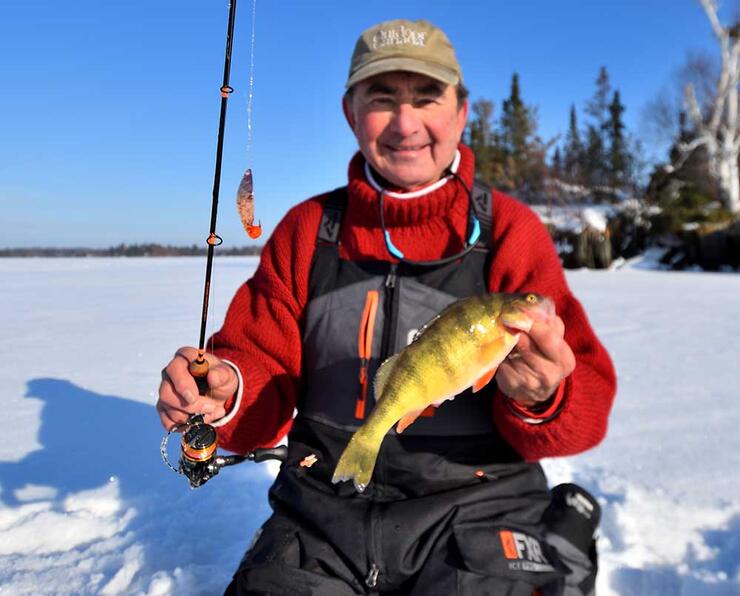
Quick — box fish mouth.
[501,297,555,332]
[502,319,533,333]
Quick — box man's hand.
[156,346,238,430]
[496,315,575,408]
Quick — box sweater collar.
[363,150,461,199]
[347,144,476,227]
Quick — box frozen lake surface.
[0,256,738,595]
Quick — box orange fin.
[420,405,435,417]
[396,409,426,434]
[472,367,498,393]
[478,337,508,364]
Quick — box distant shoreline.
[0,244,263,258]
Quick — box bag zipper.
[355,290,379,419]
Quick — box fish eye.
[526,294,538,304]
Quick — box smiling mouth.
[387,143,430,152]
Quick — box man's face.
[343,71,468,191]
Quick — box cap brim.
[346,57,460,89]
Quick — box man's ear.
[456,98,469,140]
[342,94,357,132]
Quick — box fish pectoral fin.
[396,408,427,434]
[472,334,521,392]
[472,367,498,393]
[477,337,509,363]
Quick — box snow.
[1,256,738,595]
[532,203,616,233]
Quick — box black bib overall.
[226,187,597,596]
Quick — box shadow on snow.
[0,378,273,591]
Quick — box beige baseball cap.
[346,19,463,89]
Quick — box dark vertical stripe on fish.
[396,350,427,395]
[452,303,476,337]
[430,337,460,383]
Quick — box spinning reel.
[160,413,287,489]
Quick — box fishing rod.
[161,0,281,489]
[189,0,238,391]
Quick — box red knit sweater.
[211,145,616,461]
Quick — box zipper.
[355,290,379,419]
[379,263,398,362]
[365,563,380,589]
[364,500,381,590]
[363,267,397,592]
[378,264,435,419]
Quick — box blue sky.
[0,0,727,248]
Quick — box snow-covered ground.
[532,203,617,234]
[0,256,738,595]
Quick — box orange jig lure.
[236,169,262,239]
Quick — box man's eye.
[370,97,394,106]
[415,98,437,107]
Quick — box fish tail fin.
[331,430,381,493]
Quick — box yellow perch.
[332,292,554,492]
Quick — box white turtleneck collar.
[364,150,461,199]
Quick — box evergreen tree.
[465,99,503,186]
[583,67,612,187]
[497,73,545,194]
[563,105,583,184]
[606,90,629,188]
[466,74,547,198]
[500,73,533,161]
[584,125,606,188]
[585,66,611,131]
[551,147,563,180]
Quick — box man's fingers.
[157,347,232,430]
[157,382,219,427]
[511,347,564,390]
[158,377,192,410]
[174,347,198,362]
[165,360,200,404]
[156,398,191,430]
[496,362,540,407]
[525,318,566,361]
[207,364,238,402]
[171,348,233,403]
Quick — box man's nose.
[389,103,421,137]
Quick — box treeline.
[0,243,263,257]
[464,66,639,202]
[464,64,740,270]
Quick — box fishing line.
[245,0,257,164]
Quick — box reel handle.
[248,445,289,463]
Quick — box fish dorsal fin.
[374,352,401,399]
[411,297,478,343]
[411,316,439,343]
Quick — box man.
[158,19,616,595]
